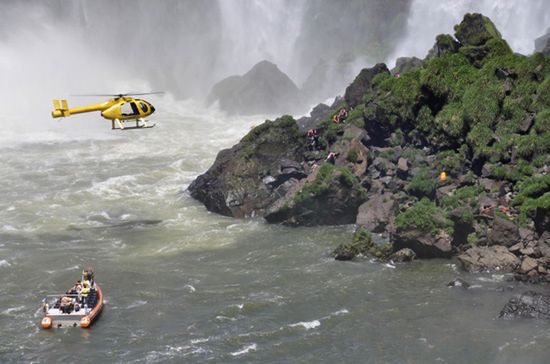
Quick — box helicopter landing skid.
[111,119,155,130]
[115,124,155,131]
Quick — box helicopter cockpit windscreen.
[139,102,149,113]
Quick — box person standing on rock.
[307,128,320,150]
[326,152,337,164]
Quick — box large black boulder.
[206,60,301,115]
[344,63,389,108]
[188,116,305,218]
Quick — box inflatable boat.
[40,269,103,329]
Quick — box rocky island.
[189,14,550,284]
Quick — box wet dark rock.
[333,227,391,261]
[488,216,520,247]
[458,246,520,273]
[390,248,416,263]
[344,63,389,108]
[356,192,397,233]
[436,184,458,202]
[449,207,475,246]
[519,227,537,243]
[534,206,550,236]
[391,57,424,75]
[297,103,331,131]
[188,116,305,218]
[447,278,471,289]
[454,13,502,47]
[499,291,550,320]
[478,178,502,193]
[393,228,453,259]
[267,159,308,189]
[396,157,409,179]
[426,34,460,59]
[519,112,535,134]
[508,242,524,254]
[206,60,300,115]
[457,172,477,187]
[494,68,517,80]
[519,257,539,274]
[503,79,513,95]
[264,164,367,226]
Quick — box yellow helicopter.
[51,92,163,130]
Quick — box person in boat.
[60,295,73,314]
[69,280,82,296]
[80,281,90,307]
[83,268,94,288]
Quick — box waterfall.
[389,0,550,65]
[217,0,304,82]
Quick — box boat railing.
[44,294,80,298]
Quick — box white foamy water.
[231,343,257,357]
[289,320,321,330]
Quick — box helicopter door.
[121,102,140,116]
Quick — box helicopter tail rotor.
[52,99,70,118]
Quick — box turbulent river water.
[1,102,550,363]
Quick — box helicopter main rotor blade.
[71,94,120,97]
[71,91,165,97]
[124,91,165,96]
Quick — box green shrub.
[462,77,502,128]
[533,78,550,111]
[440,185,485,210]
[374,70,423,128]
[338,166,357,188]
[467,233,478,246]
[535,109,550,133]
[433,102,465,140]
[421,53,476,102]
[512,175,550,207]
[347,104,365,128]
[466,123,494,158]
[434,150,466,177]
[515,131,550,159]
[347,149,359,163]
[395,198,453,233]
[407,169,436,198]
[294,163,335,204]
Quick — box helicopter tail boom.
[52,99,70,118]
[51,99,111,118]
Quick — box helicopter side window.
[121,102,139,116]
[139,102,148,113]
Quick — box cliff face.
[189,13,550,281]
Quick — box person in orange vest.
[438,171,447,182]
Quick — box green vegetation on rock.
[395,198,453,234]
